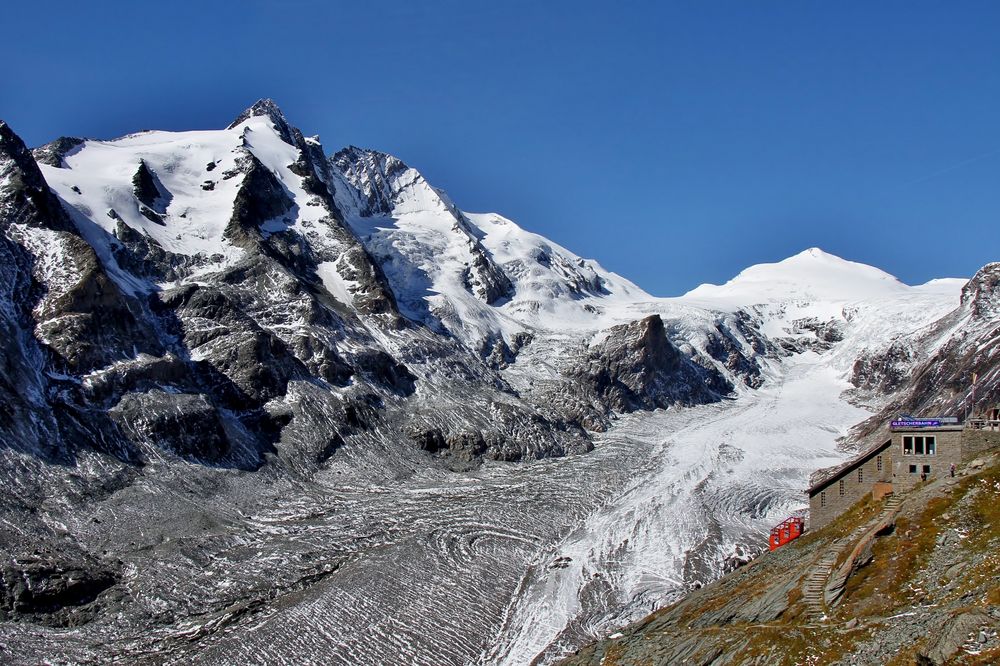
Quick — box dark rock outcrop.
[1,121,76,234]
[224,153,295,248]
[110,391,231,461]
[131,159,162,209]
[851,339,915,397]
[569,314,732,415]
[168,283,308,405]
[0,555,117,626]
[704,317,766,389]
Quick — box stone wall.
[809,447,891,530]
[961,428,1000,460]
[891,428,962,490]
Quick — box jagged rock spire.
[132,159,161,207]
[227,98,295,144]
[960,262,1000,319]
[0,120,76,233]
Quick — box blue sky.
[3,1,999,295]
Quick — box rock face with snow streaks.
[848,262,1000,446]
[566,314,732,425]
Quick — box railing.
[968,419,1000,431]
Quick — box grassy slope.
[559,453,1000,666]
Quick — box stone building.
[890,423,963,490]
[808,414,1000,529]
[807,439,892,529]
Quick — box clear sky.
[3,1,999,295]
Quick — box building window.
[903,436,913,455]
[923,464,931,474]
[909,464,917,474]
[839,479,845,496]
[926,437,936,455]
[877,455,883,472]
[858,468,864,484]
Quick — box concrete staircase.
[802,543,842,619]
[880,494,902,516]
[801,494,904,621]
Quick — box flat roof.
[890,425,965,432]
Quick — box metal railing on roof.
[968,419,1000,431]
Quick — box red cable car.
[769,516,804,551]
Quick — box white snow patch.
[316,260,357,306]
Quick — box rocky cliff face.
[961,262,1000,319]
[566,315,731,422]
[845,263,1000,451]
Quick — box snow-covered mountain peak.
[31,105,359,293]
[227,98,295,143]
[682,246,908,307]
[331,146,458,219]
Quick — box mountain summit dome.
[683,246,907,306]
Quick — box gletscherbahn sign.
[891,419,941,428]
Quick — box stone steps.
[800,496,904,621]
[802,548,841,618]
